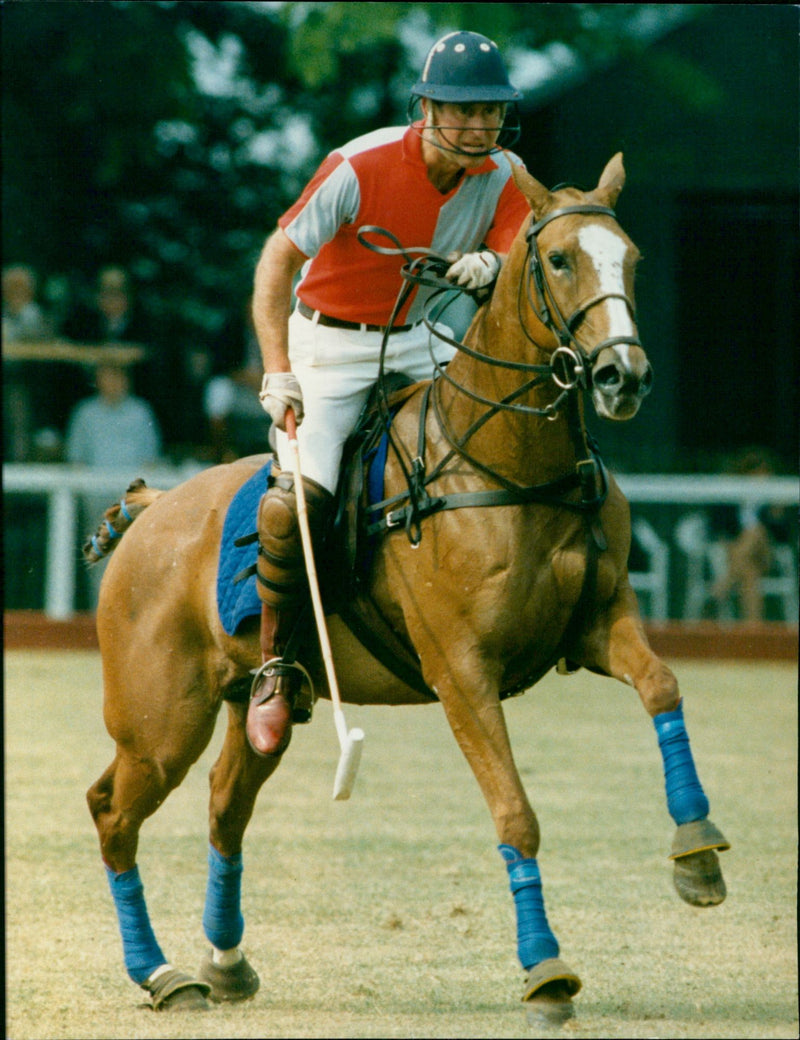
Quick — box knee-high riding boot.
[246,470,332,757]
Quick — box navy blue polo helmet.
[411,31,522,103]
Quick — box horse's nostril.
[594,364,622,391]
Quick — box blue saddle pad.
[216,432,392,635]
[216,460,272,635]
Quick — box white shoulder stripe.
[336,125,407,160]
[285,159,361,256]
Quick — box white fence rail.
[4,463,207,619]
[3,464,798,621]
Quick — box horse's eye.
[548,252,568,271]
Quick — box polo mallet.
[285,408,364,800]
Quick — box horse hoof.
[198,951,260,1002]
[673,848,727,906]
[525,993,575,1030]
[670,819,730,859]
[143,968,211,1012]
[522,958,581,1027]
[158,985,211,1012]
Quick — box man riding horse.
[248,31,530,757]
[86,94,730,1013]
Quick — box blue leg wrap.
[202,845,244,951]
[499,845,560,971]
[653,700,710,826]
[105,865,167,985]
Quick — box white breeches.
[273,309,455,493]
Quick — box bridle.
[356,208,642,543]
[521,204,642,396]
[360,202,641,420]
[419,204,642,421]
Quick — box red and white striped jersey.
[279,123,530,326]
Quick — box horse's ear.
[512,162,553,218]
[594,153,626,208]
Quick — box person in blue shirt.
[66,361,162,468]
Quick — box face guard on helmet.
[408,31,522,155]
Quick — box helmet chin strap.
[409,115,502,159]
[407,98,521,156]
[420,124,502,159]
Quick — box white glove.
[445,250,501,290]
[259,371,304,430]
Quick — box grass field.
[4,651,798,1039]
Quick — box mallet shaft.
[285,408,363,799]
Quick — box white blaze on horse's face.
[577,225,634,337]
[577,223,652,420]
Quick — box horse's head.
[510,154,653,421]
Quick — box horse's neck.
[436,274,584,487]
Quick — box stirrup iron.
[250,657,315,723]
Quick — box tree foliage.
[3,1,289,341]
[2,2,709,353]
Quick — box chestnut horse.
[86,155,729,1022]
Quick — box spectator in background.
[2,264,52,341]
[66,359,163,609]
[62,265,150,345]
[61,265,163,433]
[202,298,272,462]
[66,360,162,468]
[3,263,54,460]
[710,447,795,621]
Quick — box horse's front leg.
[421,647,581,1020]
[581,589,730,906]
[198,700,285,1003]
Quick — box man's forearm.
[252,228,306,373]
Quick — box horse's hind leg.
[198,701,286,1002]
[586,605,730,906]
[87,701,219,1010]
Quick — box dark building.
[516,4,798,474]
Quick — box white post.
[45,487,77,619]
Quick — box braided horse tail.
[82,478,164,565]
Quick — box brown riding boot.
[246,470,332,757]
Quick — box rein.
[356,209,628,545]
